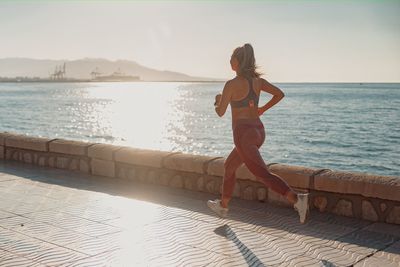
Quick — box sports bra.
[230,78,259,108]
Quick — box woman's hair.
[232,43,262,78]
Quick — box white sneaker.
[207,199,228,218]
[294,193,309,224]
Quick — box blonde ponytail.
[232,43,261,79]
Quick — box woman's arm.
[215,81,232,117]
[258,78,285,116]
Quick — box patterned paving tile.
[72,221,122,237]
[209,256,258,267]
[102,209,178,229]
[0,255,46,267]
[58,248,144,267]
[354,257,400,267]
[162,205,229,225]
[0,227,22,247]
[0,216,33,231]
[3,200,60,215]
[354,240,400,267]
[27,243,87,266]
[46,228,93,248]
[1,234,46,258]
[68,234,126,256]
[64,206,122,222]
[21,209,122,237]
[64,240,228,267]
[278,255,328,267]
[0,210,15,219]
[221,226,320,266]
[304,245,367,266]
[0,248,13,259]
[0,174,19,182]
[380,240,400,262]
[0,161,399,267]
[333,229,397,253]
[11,220,55,239]
[145,245,223,267]
[142,217,242,256]
[363,222,400,238]
[6,219,91,249]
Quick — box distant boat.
[91,68,140,82]
[93,74,140,82]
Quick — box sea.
[0,82,399,177]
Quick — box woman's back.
[229,77,261,125]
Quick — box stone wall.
[1,132,399,225]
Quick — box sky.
[0,1,399,82]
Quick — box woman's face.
[230,55,239,72]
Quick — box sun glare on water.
[86,82,185,152]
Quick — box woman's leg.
[221,147,243,208]
[234,124,297,204]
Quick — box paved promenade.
[0,161,399,267]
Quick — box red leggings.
[222,118,291,201]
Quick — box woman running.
[207,43,309,224]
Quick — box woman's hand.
[214,94,222,106]
[258,106,266,116]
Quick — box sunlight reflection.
[90,196,167,265]
[87,82,185,151]
[96,195,165,229]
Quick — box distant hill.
[0,58,219,81]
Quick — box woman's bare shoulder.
[257,77,268,84]
[224,78,237,90]
[257,77,272,90]
[226,77,238,84]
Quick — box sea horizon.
[1,80,399,84]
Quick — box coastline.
[0,79,398,84]
[0,79,223,83]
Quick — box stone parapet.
[206,158,224,176]
[1,132,399,225]
[163,153,221,174]
[49,139,94,156]
[115,147,176,168]
[0,132,15,145]
[5,133,51,152]
[314,170,400,201]
[88,144,123,161]
[91,158,115,178]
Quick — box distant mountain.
[0,58,219,81]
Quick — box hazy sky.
[1,1,399,82]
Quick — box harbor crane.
[50,63,66,80]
